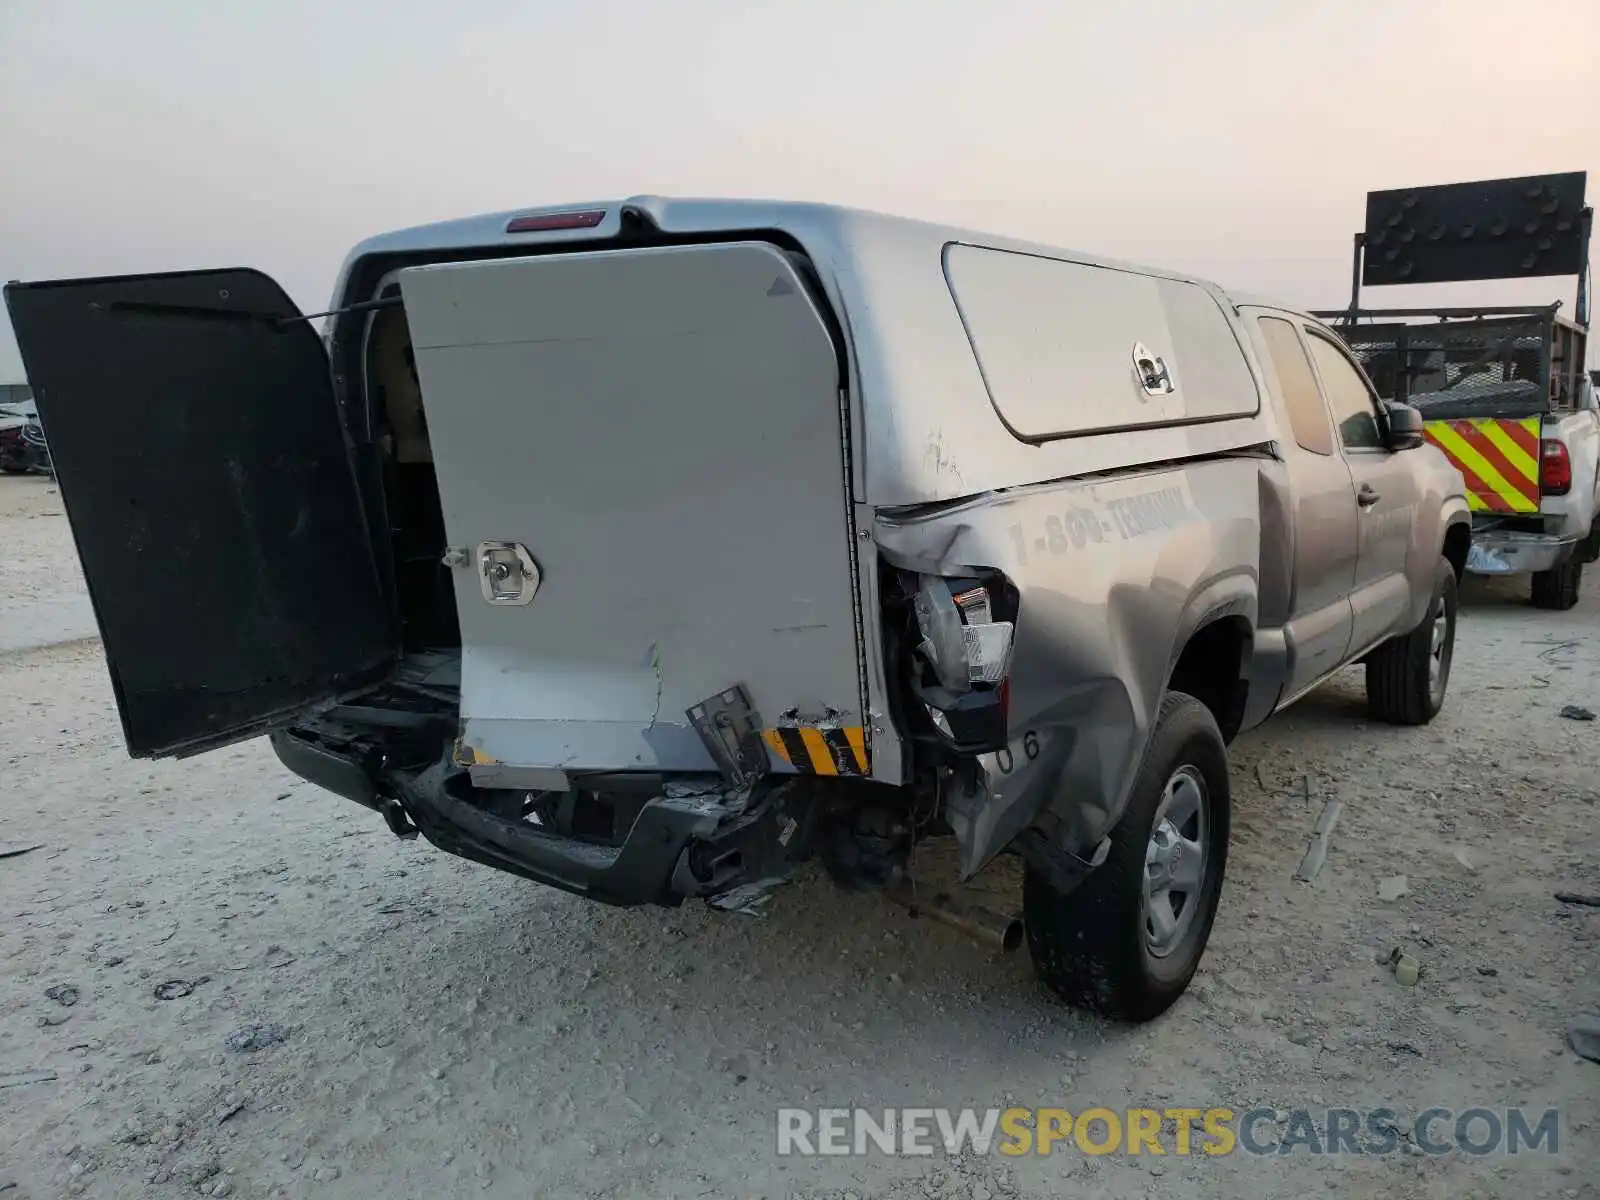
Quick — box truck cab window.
[1258,317,1333,455]
[1306,331,1384,451]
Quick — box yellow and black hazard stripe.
[1423,416,1541,514]
[763,724,870,777]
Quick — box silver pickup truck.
[5,198,1470,1021]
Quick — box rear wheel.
[1530,554,1582,611]
[1024,691,1229,1023]
[1366,556,1456,725]
[1579,520,1600,565]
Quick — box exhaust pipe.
[886,878,1024,954]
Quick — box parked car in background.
[0,409,30,473]
[19,412,50,475]
[0,399,47,475]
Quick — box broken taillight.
[909,572,1018,753]
[914,578,1016,690]
[1540,438,1572,495]
[504,209,606,234]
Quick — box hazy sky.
[2,0,1596,381]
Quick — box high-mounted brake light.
[505,209,606,234]
[1540,438,1572,495]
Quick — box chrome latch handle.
[470,541,542,605]
[1132,342,1175,396]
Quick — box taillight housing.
[1540,438,1572,495]
[907,572,1018,754]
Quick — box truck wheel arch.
[1443,520,1471,582]
[1167,614,1253,744]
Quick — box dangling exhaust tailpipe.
[885,877,1024,954]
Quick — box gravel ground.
[0,472,1596,1200]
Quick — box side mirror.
[1383,401,1425,451]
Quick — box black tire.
[1023,691,1230,1023]
[1578,519,1600,566]
[1530,555,1582,611]
[1366,556,1457,725]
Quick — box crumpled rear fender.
[874,456,1262,878]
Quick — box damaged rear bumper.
[399,765,817,907]
[275,729,819,907]
[271,730,381,810]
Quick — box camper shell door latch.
[444,541,543,606]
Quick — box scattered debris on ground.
[153,979,203,1001]
[0,1070,58,1090]
[223,1024,289,1054]
[1292,793,1340,883]
[1567,1015,1600,1064]
[1376,946,1423,986]
[1377,874,1410,902]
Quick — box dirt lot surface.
[0,473,1596,1199]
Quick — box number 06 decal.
[993,731,1042,775]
